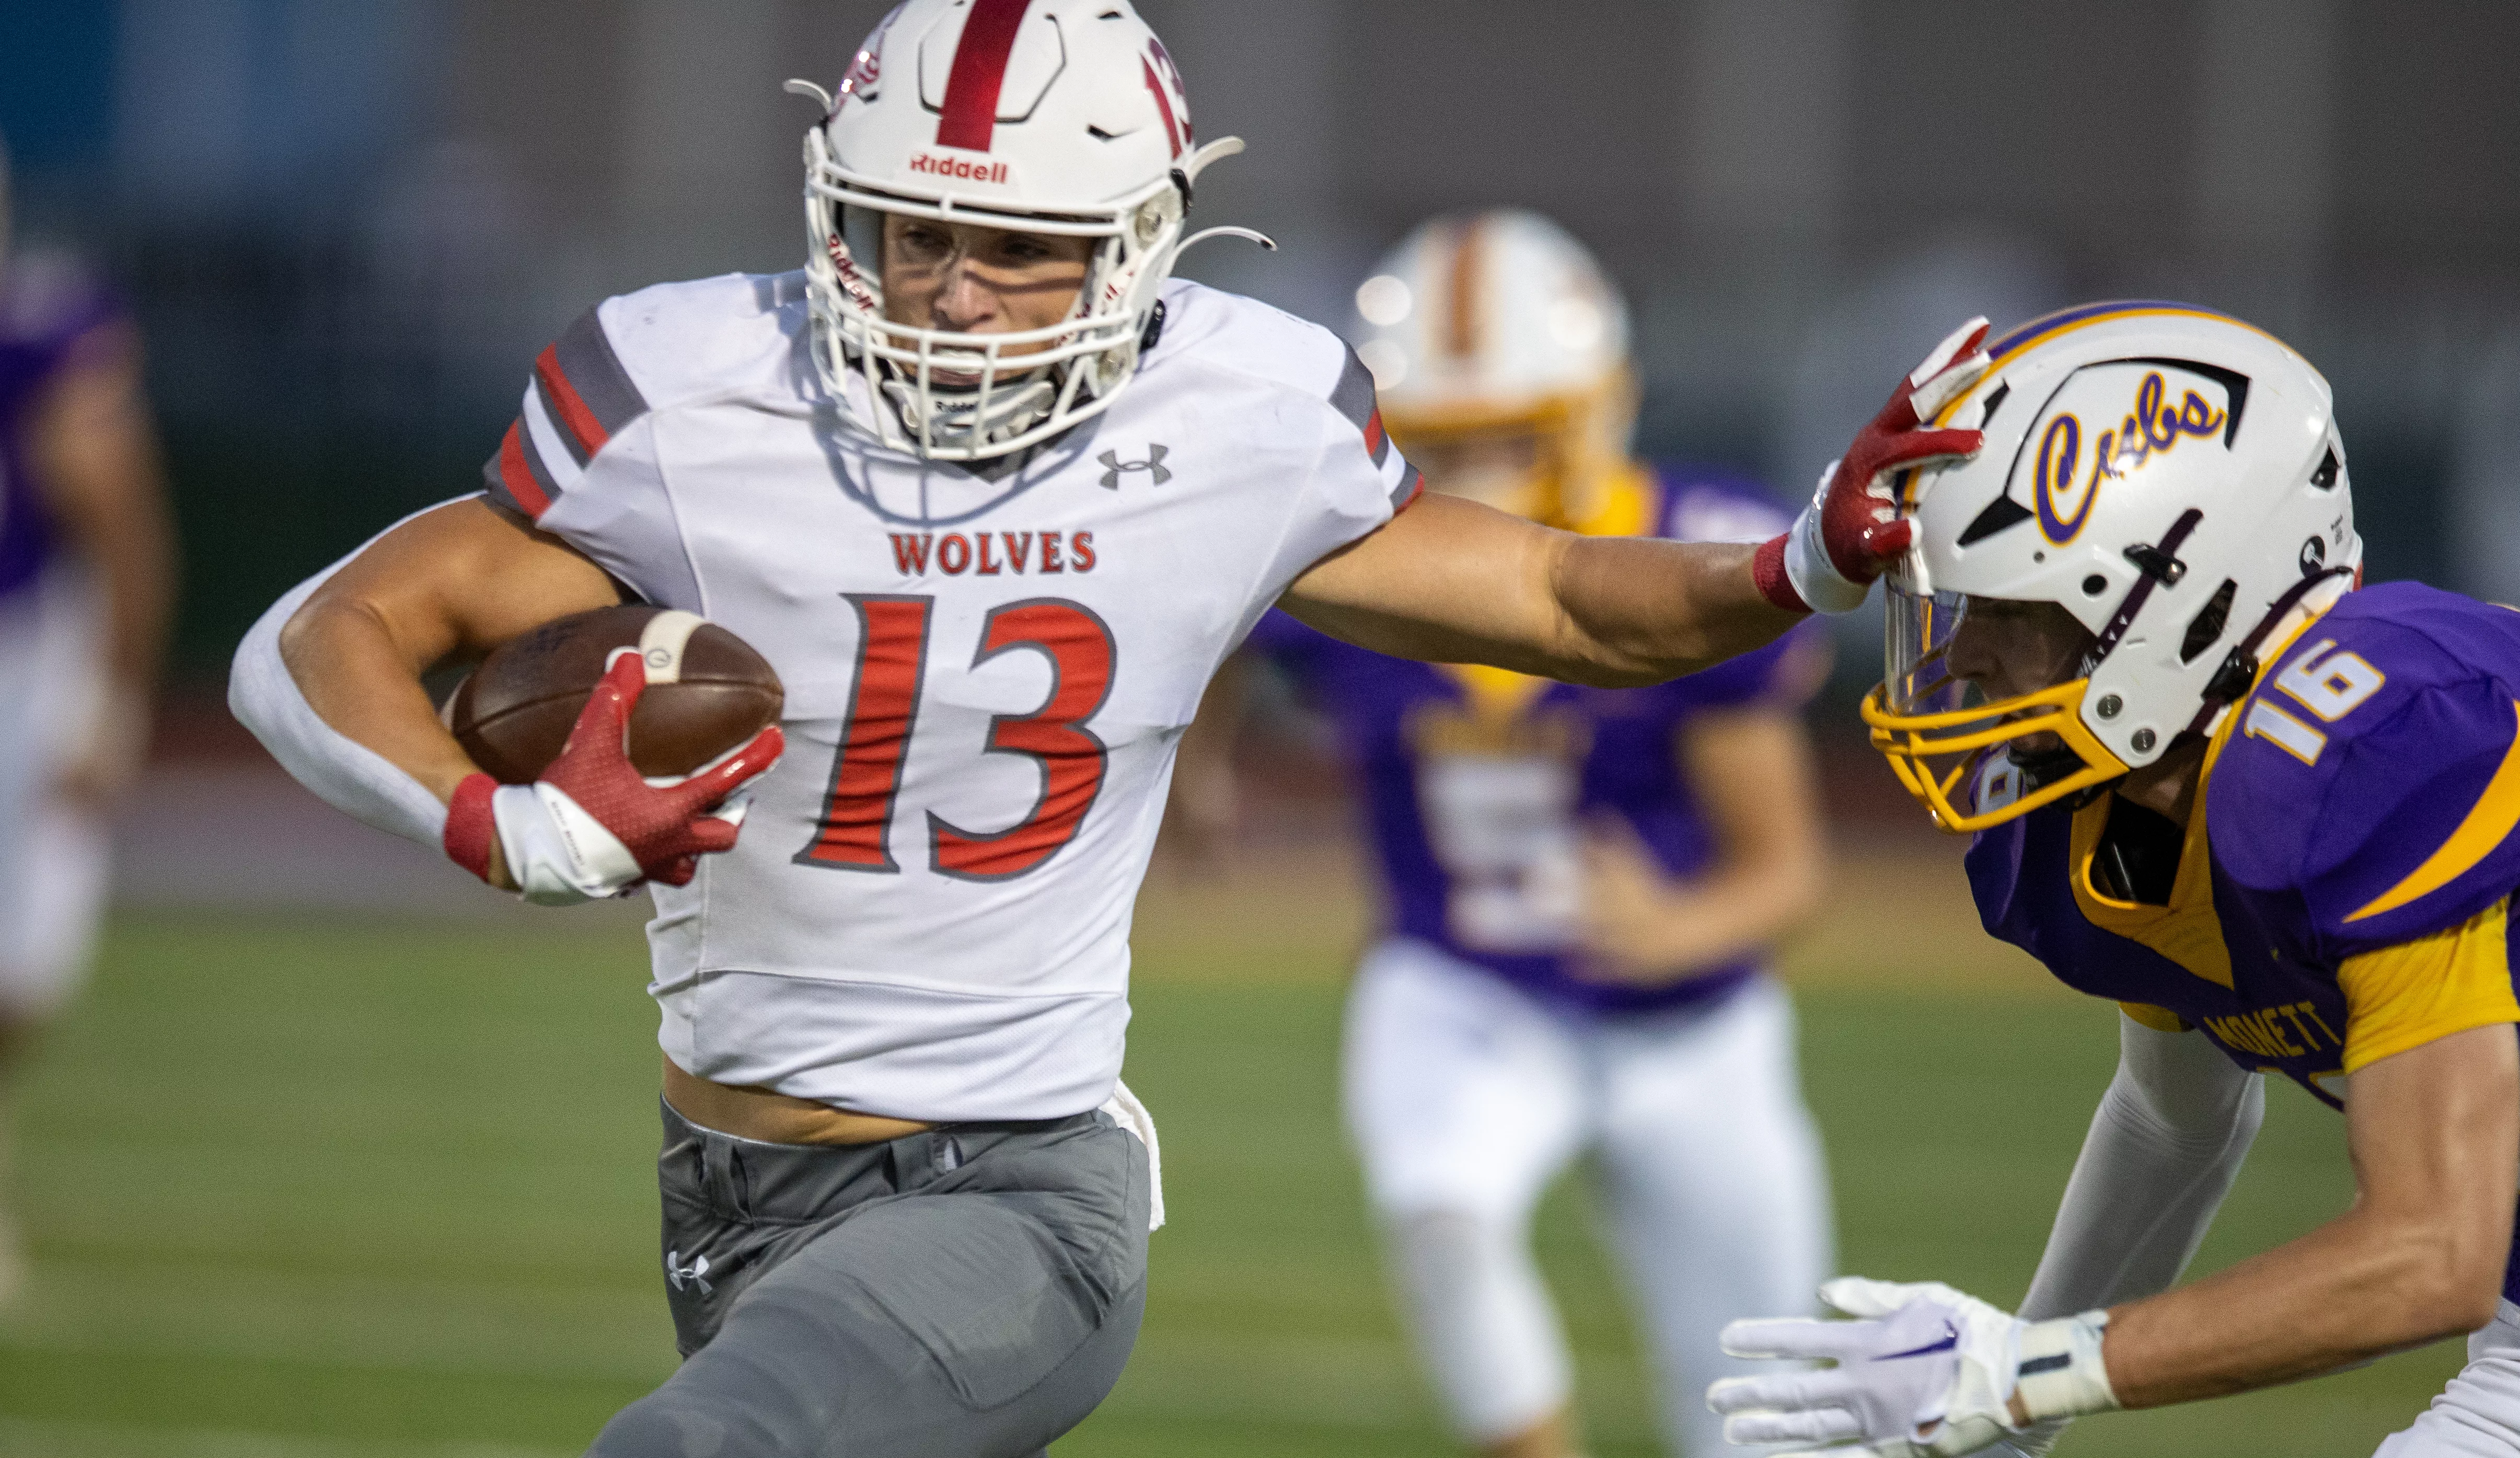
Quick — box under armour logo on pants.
[1099,445,1170,489]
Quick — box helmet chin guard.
[793,0,1250,462]
[1863,302,2361,832]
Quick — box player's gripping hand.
[1707,1277,2116,1458]
[443,653,784,905]
[1754,319,1993,614]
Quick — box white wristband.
[492,783,644,906]
[2014,1310,2118,1422]
[1783,462,1870,614]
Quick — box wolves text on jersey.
[887,530,1098,578]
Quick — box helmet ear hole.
[2181,579,2238,663]
[2081,574,2109,596]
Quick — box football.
[445,605,784,784]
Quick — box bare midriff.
[662,1056,934,1146]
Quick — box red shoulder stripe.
[534,345,610,459]
[495,421,552,519]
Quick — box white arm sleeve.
[2016,1012,2266,1319]
[226,501,472,849]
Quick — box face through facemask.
[1865,587,2131,832]
[878,217,1096,384]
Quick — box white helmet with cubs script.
[1864,302,2360,832]
[791,0,1252,461]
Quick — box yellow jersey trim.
[2068,695,2249,990]
[2118,1001,2188,1034]
[2337,897,2520,1074]
[2344,701,2520,923]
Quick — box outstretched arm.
[1281,497,1795,685]
[1282,318,1992,685]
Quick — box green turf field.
[0,904,2468,1457]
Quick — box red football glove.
[443,653,784,903]
[1754,318,1993,614]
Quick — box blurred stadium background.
[2,1,2516,1453]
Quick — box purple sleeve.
[2212,604,2520,962]
[2296,678,2520,959]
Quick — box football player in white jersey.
[1182,211,1834,1458]
[230,3,1988,1452]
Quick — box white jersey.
[485,273,1420,1121]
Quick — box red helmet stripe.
[935,0,1034,153]
[1140,56,1183,159]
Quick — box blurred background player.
[0,137,177,1303]
[1175,210,1835,1458]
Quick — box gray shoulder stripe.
[533,372,591,467]
[1330,347,1379,435]
[1388,460,1425,513]
[547,306,649,445]
[482,414,564,518]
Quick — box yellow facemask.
[1859,585,2132,834]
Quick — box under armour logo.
[1099,444,1171,489]
[666,1249,713,1295]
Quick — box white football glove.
[1708,1277,2115,1458]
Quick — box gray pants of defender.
[588,1102,1151,1458]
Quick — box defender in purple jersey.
[1715,304,2520,1458]
[0,148,177,1305]
[1186,213,1834,1458]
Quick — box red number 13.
[794,595,1115,880]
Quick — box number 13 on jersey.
[794,594,1116,880]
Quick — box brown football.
[446,605,784,784]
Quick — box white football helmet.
[1348,210,1633,528]
[1865,302,2360,831]
[793,0,1250,460]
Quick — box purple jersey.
[1250,467,1817,1017]
[0,252,117,601]
[1964,582,2520,1291]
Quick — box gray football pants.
[587,1101,1151,1458]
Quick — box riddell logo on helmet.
[909,152,1010,185]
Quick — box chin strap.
[2182,566,2354,738]
[2091,508,2204,664]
